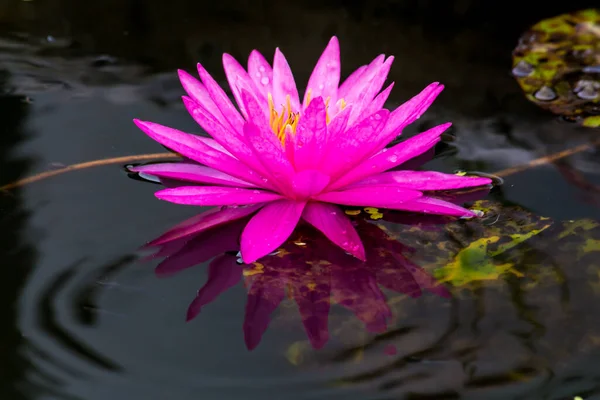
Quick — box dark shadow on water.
[0,72,36,399]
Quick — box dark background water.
[1,1,600,399]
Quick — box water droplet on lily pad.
[512,60,534,77]
[534,86,557,101]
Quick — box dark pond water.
[2,1,600,399]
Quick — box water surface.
[1,1,600,399]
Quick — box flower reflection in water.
[142,187,490,350]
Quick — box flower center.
[268,90,347,144]
[268,94,299,143]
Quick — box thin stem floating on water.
[0,153,180,191]
[1,138,600,192]
[492,137,600,178]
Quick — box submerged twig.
[1,137,600,192]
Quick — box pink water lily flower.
[132,36,492,263]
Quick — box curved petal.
[248,50,273,98]
[293,96,328,171]
[329,123,451,190]
[133,119,268,187]
[284,125,296,165]
[303,36,340,107]
[326,104,352,144]
[186,255,243,321]
[196,62,246,132]
[130,163,258,187]
[314,186,422,208]
[155,186,282,206]
[178,70,227,126]
[147,204,263,246]
[347,56,394,126]
[390,196,479,217]
[239,89,272,134]
[357,82,394,121]
[223,53,267,118]
[337,65,367,100]
[241,200,306,263]
[340,55,384,106]
[347,170,492,191]
[272,48,300,113]
[302,202,365,260]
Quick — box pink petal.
[243,122,295,195]
[293,96,328,171]
[130,163,257,187]
[196,62,246,132]
[337,65,367,100]
[134,119,268,187]
[284,126,296,165]
[195,137,232,155]
[325,104,352,144]
[155,186,282,206]
[272,48,300,113]
[329,123,450,190]
[372,82,445,150]
[147,204,262,246]
[314,186,422,208]
[322,109,390,179]
[241,200,306,263]
[302,202,365,260]
[222,53,267,118]
[357,82,394,121]
[392,196,478,217]
[339,55,384,105]
[291,169,330,199]
[248,50,273,98]
[238,89,272,135]
[178,70,227,126]
[244,279,286,350]
[186,255,243,321]
[303,37,340,107]
[155,220,243,278]
[347,56,394,126]
[348,170,492,191]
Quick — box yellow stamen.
[325,97,331,124]
[267,93,346,144]
[305,89,312,108]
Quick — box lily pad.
[512,9,600,127]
